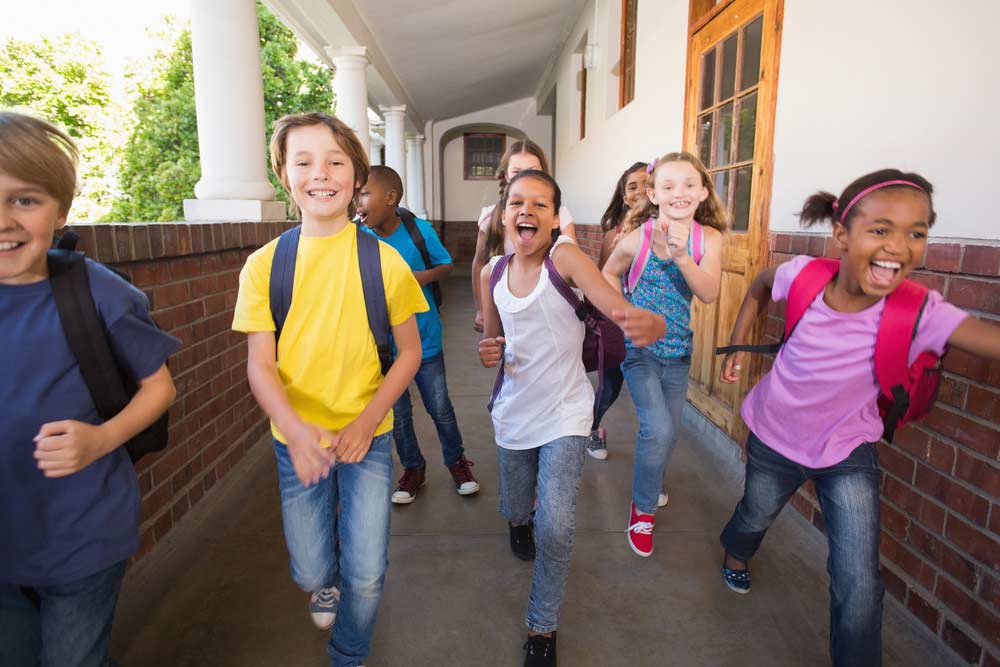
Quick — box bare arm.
[34,364,177,478]
[719,266,778,384]
[478,262,505,367]
[671,224,724,303]
[601,228,641,294]
[413,262,453,286]
[948,317,1000,360]
[597,228,618,270]
[471,229,487,315]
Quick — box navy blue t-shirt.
[0,260,181,586]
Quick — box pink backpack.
[625,218,705,295]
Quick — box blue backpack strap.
[357,228,393,376]
[269,226,301,345]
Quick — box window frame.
[463,132,506,181]
[618,0,638,108]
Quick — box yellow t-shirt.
[232,223,428,442]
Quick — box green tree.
[109,2,334,222]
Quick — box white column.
[369,121,384,166]
[184,0,284,222]
[405,134,427,219]
[380,105,407,207]
[326,46,370,158]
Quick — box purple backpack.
[486,254,626,417]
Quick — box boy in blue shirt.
[0,112,180,666]
[358,166,479,503]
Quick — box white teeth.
[516,223,537,230]
[309,190,335,197]
[873,260,901,269]
[0,241,21,251]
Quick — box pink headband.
[837,180,926,222]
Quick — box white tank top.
[489,237,594,450]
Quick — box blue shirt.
[0,260,181,586]
[626,253,694,358]
[362,217,451,358]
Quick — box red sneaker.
[391,466,426,505]
[447,457,480,496]
[627,502,655,557]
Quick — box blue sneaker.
[722,558,751,595]
[309,586,340,629]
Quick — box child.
[0,112,179,666]
[478,169,665,666]
[232,113,427,667]
[602,152,726,556]
[357,165,479,503]
[471,139,576,332]
[588,161,649,460]
[717,169,1000,667]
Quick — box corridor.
[109,276,958,667]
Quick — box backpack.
[269,224,393,376]
[396,207,443,310]
[486,253,626,419]
[47,232,170,463]
[716,257,943,443]
[625,218,705,295]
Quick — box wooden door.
[684,0,783,441]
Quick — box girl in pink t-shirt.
[717,169,1000,667]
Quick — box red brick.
[922,406,1000,459]
[788,235,809,254]
[991,504,1000,535]
[936,375,968,410]
[151,509,173,542]
[953,450,1000,499]
[905,587,942,632]
[981,571,1000,613]
[893,425,932,460]
[966,385,1000,423]
[881,500,911,538]
[807,235,826,258]
[93,224,116,262]
[915,464,990,526]
[151,282,192,310]
[132,225,153,261]
[961,244,1000,277]
[771,233,792,253]
[947,276,1000,315]
[940,543,980,593]
[936,577,1000,645]
[909,271,947,294]
[148,224,165,258]
[925,243,962,273]
[945,515,1000,571]
[985,651,1000,667]
[941,620,983,664]
[944,348,1000,386]
[130,261,173,287]
[927,438,957,474]
[883,475,946,533]
[112,225,133,261]
[882,532,938,590]
[880,445,916,483]
[881,563,908,603]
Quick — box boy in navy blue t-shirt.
[358,166,479,503]
[0,112,180,666]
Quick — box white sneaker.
[658,491,669,508]
[586,428,608,460]
[309,586,340,630]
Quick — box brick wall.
[575,223,605,262]
[765,232,1000,665]
[68,221,293,564]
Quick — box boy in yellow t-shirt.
[232,113,426,667]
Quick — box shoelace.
[398,469,422,490]
[524,637,552,657]
[724,568,749,581]
[450,458,475,483]
[311,587,339,608]
[628,519,653,535]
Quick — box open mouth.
[0,241,25,252]
[868,260,902,289]
[307,189,338,199]
[516,222,538,242]
[669,201,692,211]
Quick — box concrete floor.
[111,276,959,667]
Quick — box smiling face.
[283,124,359,226]
[833,187,931,299]
[506,152,544,181]
[623,168,648,211]
[0,170,67,285]
[357,177,396,230]
[647,159,709,223]
[503,175,560,256]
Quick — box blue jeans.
[720,432,884,667]
[274,433,393,667]
[0,560,126,667]
[591,364,624,431]
[622,348,691,514]
[392,353,465,469]
[498,436,587,634]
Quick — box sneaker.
[626,502,655,557]
[658,490,669,507]
[722,559,751,595]
[391,466,426,505]
[586,427,608,460]
[447,457,480,496]
[509,522,536,561]
[523,632,557,666]
[309,586,340,630]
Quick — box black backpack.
[269,224,393,375]
[396,207,443,310]
[48,232,170,463]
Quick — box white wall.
[442,133,519,221]
[547,0,690,225]
[771,0,999,240]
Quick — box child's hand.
[664,219,691,260]
[720,351,745,384]
[284,421,337,487]
[332,415,378,464]
[33,420,113,477]
[479,336,506,368]
[612,308,665,347]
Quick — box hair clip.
[831,200,839,212]
[645,157,659,174]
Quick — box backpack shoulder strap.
[626,219,654,294]
[874,279,928,400]
[784,257,840,339]
[489,254,512,294]
[543,254,587,320]
[689,221,705,265]
[47,250,130,421]
[357,228,393,376]
[269,226,301,344]
[397,207,433,270]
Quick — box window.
[619,0,638,108]
[463,133,505,180]
[689,0,732,31]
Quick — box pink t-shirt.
[741,255,968,468]
[478,203,575,255]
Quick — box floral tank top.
[626,252,693,358]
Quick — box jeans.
[622,348,691,514]
[720,432,884,667]
[498,435,587,634]
[392,353,465,470]
[591,364,624,431]
[274,433,393,667]
[0,560,126,667]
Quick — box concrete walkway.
[111,276,959,666]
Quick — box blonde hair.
[0,111,79,216]
[616,151,727,245]
[478,139,550,263]
[269,112,369,218]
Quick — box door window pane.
[698,113,713,167]
[720,34,738,101]
[733,165,753,231]
[736,92,757,162]
[740,16,763,90]
[700,48,716,110]
[714,170,731,211]
[715,103,733,168]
